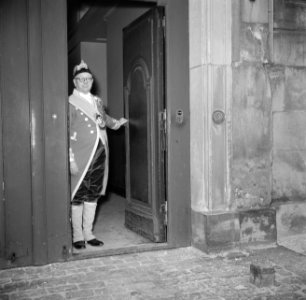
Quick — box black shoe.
[73,240,86,249]
[87,238,104,246]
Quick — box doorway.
[67,1,167,255]
[0,0,189,269]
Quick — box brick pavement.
[1,245,306,300]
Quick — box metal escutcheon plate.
[212,110,225,124]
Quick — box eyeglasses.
[75,77,93,83]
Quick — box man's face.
[73,72,93,94]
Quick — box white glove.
[119,118,128,127]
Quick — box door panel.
[123,7,166,242]
[0,0,32,267]
[129,64,149,204]
[0,0,69,268]
[41,0,70,264]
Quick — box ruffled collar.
[73,89,94,104]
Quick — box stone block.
[284,68,306,111]
[239,209,276,244]
[191,210,207,252]
[189,0,232,66]
[192,208,276,253]
[250,263,275,287]
[189,0,203,68]
[241,0,268,23]
[239,23,269,63]
[274,0,306,30]
[273,32,306,67]
[273,111,306,150]
[205,212,240,250]
[232,63,272,157]
[202,212,241,251]
[272,150,306,201]
[191,211,240,252]
[273,202,306,239]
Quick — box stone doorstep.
[250,263,276,287]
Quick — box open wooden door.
[123,7,166,242]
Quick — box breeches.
[72,141,106,205]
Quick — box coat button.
[88,124,91,127]
[90,130,94,134]
[85,117,88,121]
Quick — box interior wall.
[68,44,81,94]
[106,6,150,195]
[80,42,108,103]
[68,42,107,102]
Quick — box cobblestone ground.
[1,245,306,300]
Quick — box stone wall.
[232,0,306,243]
[232,0,271,210]
[190,0,306,252]
[270,0,306,240]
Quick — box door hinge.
[159,109,167,151]
[62,245,69,260]
[9,252,17,263]
[162,15,166,38]
[7,248,29,263]
[2,181,5,202]
[160,202,167,226]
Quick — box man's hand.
[118,118,128,127]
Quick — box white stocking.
[83,202,97,241]
[71,204,84,243]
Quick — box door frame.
[104,0,191,250]
[158,0,191,247]
[0,0,190,268]
[68,0,191,255]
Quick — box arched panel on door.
[125,58,151,208]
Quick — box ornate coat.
[69,89,121,200]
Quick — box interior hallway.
[73,193,151,254]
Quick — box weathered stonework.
[271,67,306,201]
[190,0,306,253]
[273,0,306,66]
[240,209,276,243]
[273,202,306,239]
[192,209,276,252]
[250,263,276,287]
[232,62,272,210]
[239,23,269,63]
